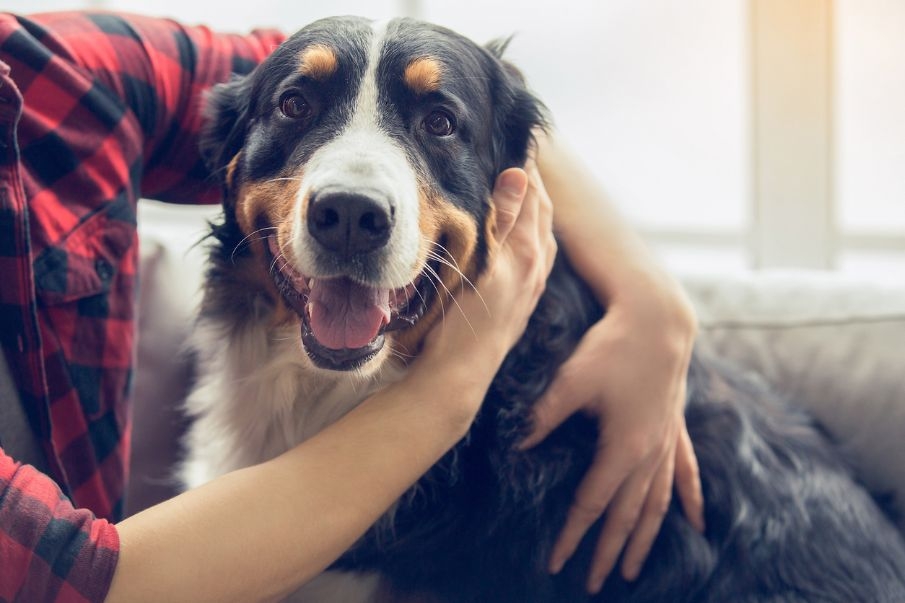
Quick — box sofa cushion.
[128,201,215,515]
[683,271,905,529]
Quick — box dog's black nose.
[307,190,394,255]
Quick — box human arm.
[525,131,703,591]
[0,450,120,603]
[23,11,285,204]
[104,165,555,603]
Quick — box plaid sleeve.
[27,11,285,204]
[0,447,119,603]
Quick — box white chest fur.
[180,316,406,490]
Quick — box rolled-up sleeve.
[0,448,119,603]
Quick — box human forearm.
[536,131,693,325]
[107,360,489,603]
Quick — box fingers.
[520,374,578,450]
[520,333,602,449]
[619,438,675,582]
[491,168,529,245]
[674,418,705,533]
[583,453,659,593]
[525,157,557,297]
[547,443,632,574]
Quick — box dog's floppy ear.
[486,38,548,172]
[200,75,254,190]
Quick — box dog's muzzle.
[268,214,432,372]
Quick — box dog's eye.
[423,110,456,137]
[280,94,313,120]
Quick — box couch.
[131,200,905,534]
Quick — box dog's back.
[336,256,905,602]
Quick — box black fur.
[200,16,905,602]
[337,255,905,602]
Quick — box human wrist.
[413,334,507,429]
[609,265,698,359]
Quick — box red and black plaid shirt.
[0,12,284,601]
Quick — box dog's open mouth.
[267,236,431,370]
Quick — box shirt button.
[95,258,114,281]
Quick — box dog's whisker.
[263,176,305,184]
[423,243,490,318]
[269,251,287,275]
[425,263,479,339]
[392,265,421,310]
[268,235,300,275]
[422,263,478,340]
[422,239,478,293]
[231,226,278,264]
[426,240,480,295]
[421,267,447,327]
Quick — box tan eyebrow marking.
[225,152,241,189]
[298,44,338,80]
[404,57,443,95]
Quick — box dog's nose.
[307,191,394,255]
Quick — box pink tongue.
[308,278,391,350]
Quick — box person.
[0,11,700,602]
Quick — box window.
[836,0,905,279]
[11,0,904,278]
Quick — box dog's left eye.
[423,110,456,137]
[280,94,313,120]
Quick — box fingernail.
[548,553,564,575]
[623,564,640,582]
[496,169,527,198]
[587,575,604,594]
[517,435,537,451]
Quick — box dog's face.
[203,17,543,372]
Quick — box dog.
[180,16,905,602]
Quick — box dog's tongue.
[307,278,391,350]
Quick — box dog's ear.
[486,38,548,172]
[200,75,254,190]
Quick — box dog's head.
[202,17,544,372]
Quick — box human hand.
[521,279,704,593]
[418,159,557,419]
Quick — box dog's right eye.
[423,110,456,137]
[280,94,313,121]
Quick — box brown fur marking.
[235,174,306,326]
[225,153,241,189]
[298,44,338,80]
[403,57,443,95]
[391,186,480,357]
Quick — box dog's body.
[181,16,905,602]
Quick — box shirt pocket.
[32,199,138,421]
[33,199,136,304]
